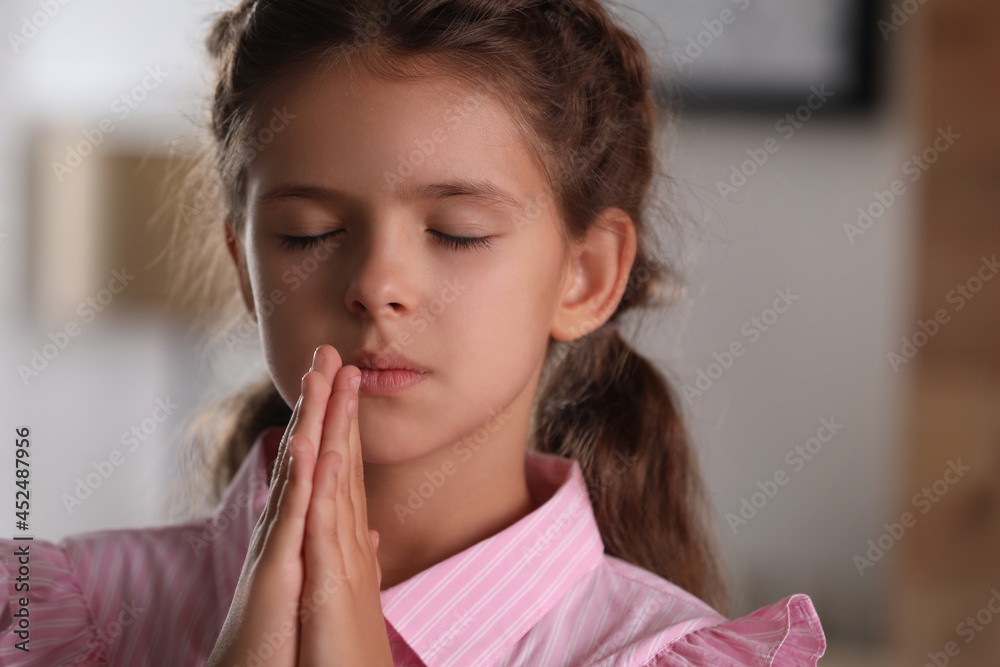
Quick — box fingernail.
[311,345,323,371]
[349,371,361,393]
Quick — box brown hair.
[169,0,726,612]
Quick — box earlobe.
[550,207,637,342]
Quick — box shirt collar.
[214,427,606,667]
[377,448,606,667]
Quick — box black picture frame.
[626,0,885,115]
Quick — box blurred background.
[1,0,997,664]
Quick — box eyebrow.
[256,178,527,214]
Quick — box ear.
[225,218,257,324]
[551,207,637,342]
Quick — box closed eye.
[428,230,496,252]
[279,230,343,251]
[278,229,496,252]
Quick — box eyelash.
[279,230,496,252]
[279,231,341,251]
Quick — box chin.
[356,419,422,462]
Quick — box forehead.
[245,63,547,208]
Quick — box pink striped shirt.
[1,426,826,666]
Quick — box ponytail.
[533,324,727,613]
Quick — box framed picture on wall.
[614,0,882,113]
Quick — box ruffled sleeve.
[646,594,826,666]
[0,427,279,667]
[0,537,105,666]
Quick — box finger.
[318,365,362,544]
[303,443,347,595]
[303,363,354,569]
[272,344,330,485]
[256,392,302,534]
[261,433,316,566]
[347,386,371,546]
[310,344,344,387]
[293,346,341,462]
[266,345,341,524]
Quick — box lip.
[344,350,428,397]
[355,368,426,396]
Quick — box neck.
[365,416,536,591]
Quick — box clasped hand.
[207,344,393,667]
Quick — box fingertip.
[322,344,343,374]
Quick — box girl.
[0,0,827,664]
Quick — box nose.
[344,222,414,319]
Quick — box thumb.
[370,529,380,552]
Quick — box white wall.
[646,110,916,640]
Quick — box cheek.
[455,253,557,359]
[258,314,316,406]
[247,250,340,405]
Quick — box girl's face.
[228,64,577,464]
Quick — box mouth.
[344,349,428,397]
[355,368,427,396]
